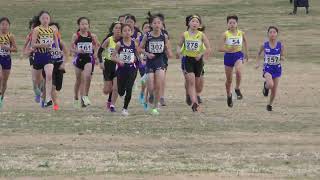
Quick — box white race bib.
[51,48,62,60]
[226,37,243,46]
[119,52,135,64]
[39,36,53,46]
[0,47,10,56]
[149,41,164,53]
[185,40,201,51]
[265,54,281,65]
[108,48,115,55]
[77,42,93,53]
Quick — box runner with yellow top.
[31,11,60,108]
[219,15,248,108]
[98,21,122,112]
[177,14,211,112]
[0,17,17,109]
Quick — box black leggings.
[117,69,137,109]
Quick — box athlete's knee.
[267,81,274,89]
[75,74,81,82]
[226,78,232,85]
[103,86,109,95]
[46,74,53,81]
[235,69,242,77]
[84,73,91,80]
[118,86,125,96]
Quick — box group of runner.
[0,11,285,114]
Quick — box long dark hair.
[0,17,10,25]
[76,17,90,32]
[147,11,164,24]
[125,14,136,23]
[34,10,51,27]
[186,14,205,32]
[28,16,38,30]
[102,21,122,42]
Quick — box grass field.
[1,0,320,179]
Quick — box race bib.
[51,48,62,60]
[77,42,93,53]
[185,40,201,51]
[265,55,281,65]
[149,41,164,53]
[108,48,115,55]
[0,47,10,56]
[226,37,243,46]
[119,52,135,64]
[39,36,53,46]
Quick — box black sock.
[108,93,112,102]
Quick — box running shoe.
[235,89,243,100]
[227,95,233,108]
[191,103,199,112]
[121,109,129,116]
[0,96,3,109]
[143,103,149,112]
[186,95,192,106]
[53,104,59,111]
[82,96,91,106]
[197,96,203,104]
[139,92,145,105]
[160,97,166,106]
[110,105,116,112]
[45,100,53,108]
[150,108,159,115]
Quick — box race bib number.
[185,40,201,51]
[0,47,10,56]
[77,42,93,53]
[226,37,243,46]
[265,55,281,65]
[51,48,62,60]
[119,52,135,64]
[39,36,53,46]
[149,41,164,53]
[108,48,115,55]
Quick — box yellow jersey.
[181,31,204,57]
[35,26,54,53]
[103,36,117,61]
[0,32,12,56]
[224,30,244,53]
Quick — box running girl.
[158,15,170,107]
[112,24,139,116]
[138,22,150,109]
[31,11,60,108]
[49,22,68,111]
[71,17,99,108]
[218,15,248,108]
[0,17,17,108]
[176,14,211,112]
[125,14,142,41]
[140,12,173,115]
[256,26,285,111]
[98,21,122,112]
[23,16,43,103]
